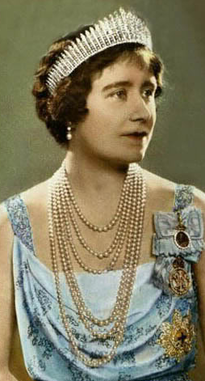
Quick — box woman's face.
[70,57,157,167]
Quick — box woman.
[0,7,205,381]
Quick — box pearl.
[47,159,146,367]
[64,166,130,233]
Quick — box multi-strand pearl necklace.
[48,161,146,367]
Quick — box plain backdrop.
[0,0,205,379]
[0,0,205,201]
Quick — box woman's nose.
[129,94,152,123]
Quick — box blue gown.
[4,184,205,381]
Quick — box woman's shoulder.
[143,168,205,212]
[192,186,205,211]
[18,180,50,229]
[0,202,13,233]
[143,169,175,211]
[21,179,49,208]
[1,180,49,231]
[2,179,49,206]
[143,169,175,192]
[0,203,14,255]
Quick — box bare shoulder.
[20,180,50,235]
[0,203,14,274]
[0,203,13,239]
[144,169,175,191]
[193,187,205,212]
[143,169,205,213]
[0,179,49,237]
[143,169,176,211]
[21,179,49,208]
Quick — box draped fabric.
[4,184,204,381]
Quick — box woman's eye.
[142,88,155,98]
[112,89,127,99]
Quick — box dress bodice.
[3,184,205,381]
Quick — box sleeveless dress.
[4,184,205,381]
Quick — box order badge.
[169,257,191,296]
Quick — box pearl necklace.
[64,161,127,232]
[48,161,146,367]
[64,174,130,261]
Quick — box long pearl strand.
[48,162,146,367]
[64,175,131,261]
[63,160,127,232]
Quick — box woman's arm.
[194,257,205,349]
[0,204,18,381]
[194,189,205,351]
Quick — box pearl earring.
[66,122,72,141]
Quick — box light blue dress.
[4,185,205,381]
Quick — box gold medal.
[169,257,191,296]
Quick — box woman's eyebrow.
[141,80,157,89]
[102,81,132,92]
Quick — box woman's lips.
[123,131,147,139]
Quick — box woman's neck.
[64,151,128,196]
[63,151,130,225]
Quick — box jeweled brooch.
[169,257,192,296]
[157,309,195,362]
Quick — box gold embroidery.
[169,257,192,296]
[157,309,195,362]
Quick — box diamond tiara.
[46,8,152,94]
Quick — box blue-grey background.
[0,1,205,379]
[0,0,205,203]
